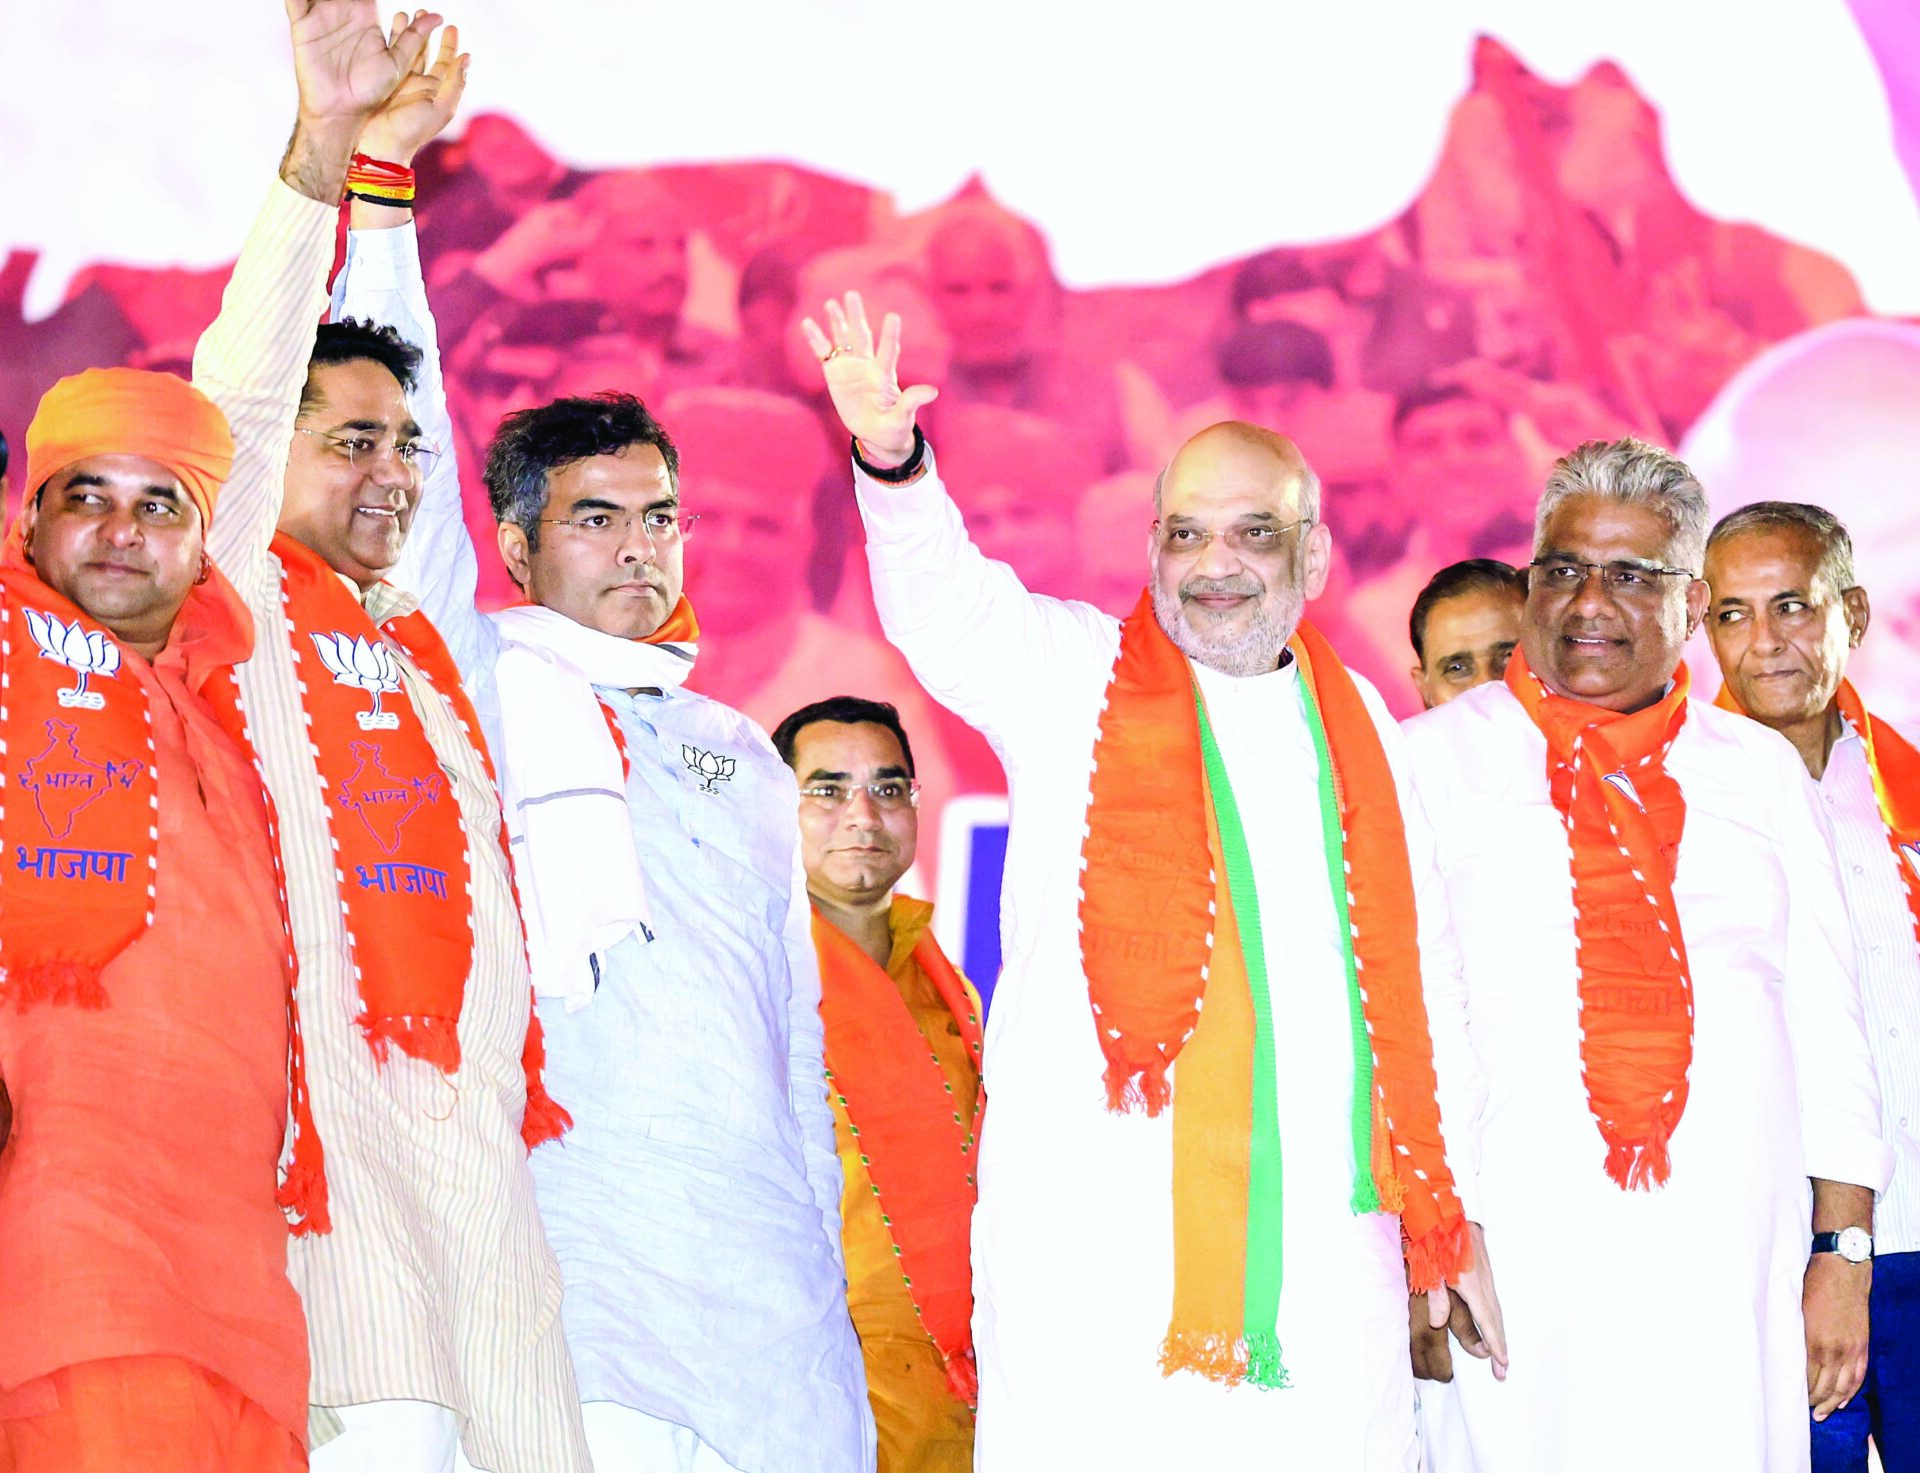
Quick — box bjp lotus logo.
[24,609,121,710]
[311,632,404,731]
[682,744,736,794]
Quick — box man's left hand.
[357,13,468,166]
[1804,1252,1870,1420]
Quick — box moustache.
[1180,576,1263,600]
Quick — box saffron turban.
[25,368,235,529]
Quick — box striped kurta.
[194,182,589,1472]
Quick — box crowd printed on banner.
[0,39,1901,891]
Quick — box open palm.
[801,291,938,466]
[359,17,468,162]
[286,0,438,122]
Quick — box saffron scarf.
[813,905,984,1406]
[0,554,331,1234]
[1506,649,1693,1189]
[213,532,568,1148]
[1078,593,1465,1387]
[1717,676,1920,953]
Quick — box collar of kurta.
[1717,676,1920,956]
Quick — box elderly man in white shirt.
[1705,498,1920,1473]
[798,291,1502,1471]
[1403,439,1891,1473]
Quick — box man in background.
[1407,558,1524,709]
[775,695,984,1473]
[1704,501,1920,1471]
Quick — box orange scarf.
[1079,595,1465,1385]
[0,566,163,1004]
[0,550,331,1234]
[1716,677,1920,955]
[213,533,568,1148]
[813,907,984,1406]
[1506,649,1693,1189]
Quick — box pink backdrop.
[1,36,1911,884]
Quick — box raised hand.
[358,14,469,165]
[280,0,440,203]
[287,0,440,124]
[801,291,938,469]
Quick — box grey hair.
[1533,437,1709,571]
[1706,500,1857,595]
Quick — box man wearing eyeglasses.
[190,9,589,1469]
[773,696,983,1473]
[329,83,871,1473]
[1401,439,1889,1473]
[804,292,1496,1472]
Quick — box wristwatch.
[1811,1227,1874,1264]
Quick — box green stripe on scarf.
[1299,677,1381,1215]
[1194,692,1290,1389]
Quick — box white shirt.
[857,453,1484,1472]
[1402,680,1890,1473]
[1821,715,1920,1254]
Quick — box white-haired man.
[801,291,1500,1470]
[1403,439,1890,1472]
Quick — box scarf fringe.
[1244,1329,1291,1390]
[1405,1213,1470,1293]
[943,1349,980,1408]
[277,1152,333,1238]
[1351,1172,1382,1216]
[1158,1329,1247,1386]
[2,959,108,1011]
[521,1077,573,1150]
[359,1012,463,1075]
[1604,1119,1674,1192]
[1103,1056,1172,1117]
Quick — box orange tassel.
[1404,1214,1469,1292]
[359,1012,463,1074]
[4,960,108,1010]
[520,1079,572,1150]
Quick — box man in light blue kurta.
[332,208,872,1473]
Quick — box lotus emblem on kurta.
[312,632,404,730]
[24,609,121,710]
[682,744,736,794]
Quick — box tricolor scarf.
[1506,649,1693,1190]
[0,552,330,1234]
[1078,594,1465,1388]
[1717,676,1920,954]
[210,532,568,1148]
[813,904,984,1407]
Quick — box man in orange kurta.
[774,697,983,1473]
[0,369,310,1472]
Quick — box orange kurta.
[0,604,308,1445]
[826,899,980,1473]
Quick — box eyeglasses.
[296,427,441,480]
[798,778,921,811]
[1527,557,1696,599]
[539,508,701,544]
[1153,517,1313,559]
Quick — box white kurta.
[1401,680,1892,1473]
[856,456,1484,1470]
